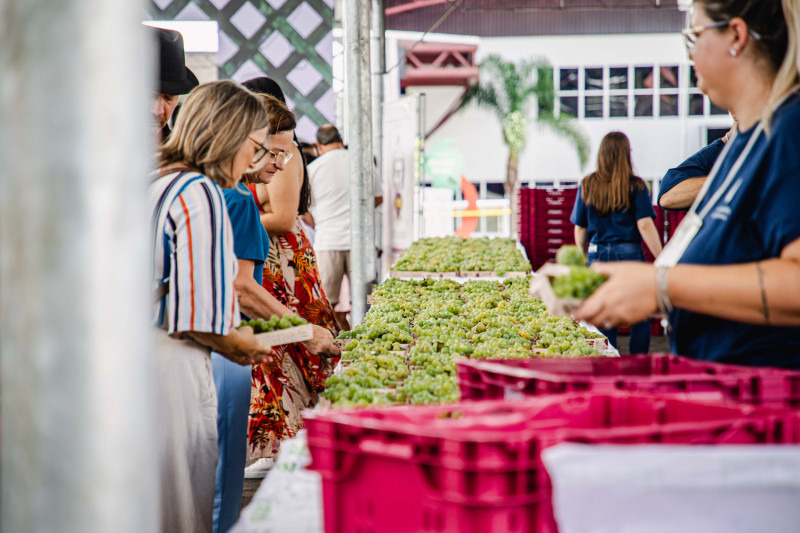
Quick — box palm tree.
[459,55,589,233]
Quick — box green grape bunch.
[556,245,587,267]
[322,275,611,408]
[239,313,307,333]
[552,266,607,299]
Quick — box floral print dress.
[246,183,340,458]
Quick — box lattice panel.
[151,0,334,141]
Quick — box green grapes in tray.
[552,245,607,299]
[555,245,587,267]
[239,313,307,333]
[552,266,607,299]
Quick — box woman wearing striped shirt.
[149,81,273,533]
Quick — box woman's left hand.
[574,261,659,328]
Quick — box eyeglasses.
[266,148,293,166]
[249,136,270,170]
[248,136,294,171]
[682,20,762,49]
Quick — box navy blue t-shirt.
[223,183,270,287]
[671,93,800,369]
[658,138,725,209]
[571,180,656,245]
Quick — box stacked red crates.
[306,392,800,533]
[457,354,800,409]
[666,209,688,240]
[642,205,666,263]
[518,187,578,270]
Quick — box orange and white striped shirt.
[150,170,239,335]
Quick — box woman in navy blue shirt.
[571,132,663,353]
[576,0,800,370]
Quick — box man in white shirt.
[307,125,382,330]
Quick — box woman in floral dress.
[243,78,340,460]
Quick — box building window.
[688,65,705,116]
[560,96,578,117]
[560,68,578,91]
[556,63,715,120]
[659,66,679,117]
[634,66,654,117]
[584,67,604,118]
[608,66,629,118]
[558,68,579,117]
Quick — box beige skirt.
[154,329,218,533]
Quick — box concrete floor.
[616,333,670,355]
[242,478,261,510]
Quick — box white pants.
[155,329,218,533]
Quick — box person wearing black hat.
[149,27,199,142]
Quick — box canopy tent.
[386,0,687,36]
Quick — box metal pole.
[371,0,387,280]
[360,0,376,287]
[0,1,158,532]
[344,0,373,325]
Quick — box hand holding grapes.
[574,262,658,328]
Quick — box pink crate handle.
[358,437,415,459]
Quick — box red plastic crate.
[529,237,572,248]
[643,205,667,263]
[531,206,571,219]
[533,219,573,230]
[532,187,578,199]
[538,226,573,238]
[457,354,800,409]
[534,195,575,208]
[666,210,688,240]
[306,393,799,533]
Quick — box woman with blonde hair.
[241,79,340,469]
[571,131,663,353]
[150,80,273,532]
[576,0,800,369]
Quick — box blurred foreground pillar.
[0,1,158,532]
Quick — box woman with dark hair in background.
[241,78,339,474]
[576,0,800,369]
[571,131,663,354]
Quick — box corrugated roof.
[386,0,685,36]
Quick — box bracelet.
[656,266,673,314]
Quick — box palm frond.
[537,113,591,169]
[460,55,590,173]
[459,83,505,121]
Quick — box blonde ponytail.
[765,0,800,131]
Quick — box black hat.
[152,27,199,95]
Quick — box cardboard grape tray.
[389,270,459,279]
[255,323,313,346]
[389,270,530,279]
[458,270,530,278]
[529,262,584,317]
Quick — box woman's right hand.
[574,261,658,328]
[228,326,274,366]
[302,325,342,358]
[188,327,274,366]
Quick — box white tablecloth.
[230,432,323,533]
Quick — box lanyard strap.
[688,87,800,222]
[690,124,763,221]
